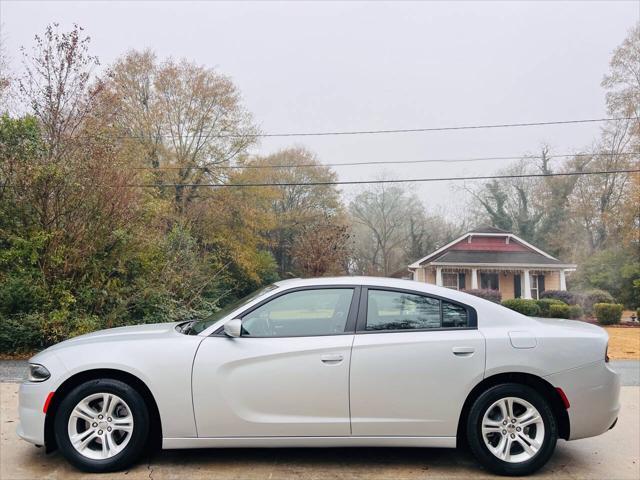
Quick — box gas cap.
[508,331,537,349]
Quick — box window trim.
[212,285,362,338]
[442,272,460,290]
[355,286,477,334]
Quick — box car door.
[192,286,359,437]
[349,287,485,437]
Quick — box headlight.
[27,363,51,382]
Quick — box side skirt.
[163,436,457,449]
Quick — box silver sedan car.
[18,277,620,476]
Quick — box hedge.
[461,289,502,304]
[501,299,541,316]
[549,304,571,319]
[536,298,567,318]
[581,289,615,314]
[540,290,583,306]
[593,303,624,325]
[568,305,584,319]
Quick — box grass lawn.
[605,327,640,360]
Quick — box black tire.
[54,378,150,472]
[466,383,558,476]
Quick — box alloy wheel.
[481,396,545,463]
[67,392,134,460]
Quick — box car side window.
[365,289,470,331]
[442,300,469,327]
[366,289,440,331]
[241,288,354,337]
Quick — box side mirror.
[223,318,242,338]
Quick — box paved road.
[1,383,638,479]
[3,359,639,384]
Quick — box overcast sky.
[1,1,637,215]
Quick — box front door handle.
[452,346,475,356]
[320,354,344,365]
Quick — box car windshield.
[186,285,279,335]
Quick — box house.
[408,227,576,300]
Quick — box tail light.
[555,387,570,409]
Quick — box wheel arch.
[457,372,570,445]
[44,368,162,453]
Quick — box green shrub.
[502,299,541,316]
[580,289,615,314]
[593,303,624,325]
[0,313,45,354]
[568,305,584,319]
[535,298,567,317]
[549,304,570,319]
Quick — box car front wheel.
[466,383,558,476]
[54,378,149,472]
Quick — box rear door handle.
[321,354,344,365]
[452,347,475,356]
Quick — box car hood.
[42,322,181,353]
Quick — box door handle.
[320,354,344,365]
[452,347,475,356]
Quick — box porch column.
[522,269,532,299]
[559,270,567,291]
[436,267,443,286]
[471,268,478,289]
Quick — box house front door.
[514,274,521,298]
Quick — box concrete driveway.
[1,383,638,480]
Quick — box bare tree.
[106,50,258,206]
[602,22,640,146]
[0,27,11,112]
[571,121,634,252]
[18,23,103,162]
[349,182,416,276]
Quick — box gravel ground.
[1,359,638,385]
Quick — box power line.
[130,151,638,171]
[251,117,630,138]
[123,168,640,188]
[83,116,630,140]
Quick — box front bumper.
[17,381,50,445]
[546,360,620,440]
[17,353,67,447]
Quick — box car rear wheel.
[466,383,558,476]
[54,378,149,472]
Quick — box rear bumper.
[546,360,620,440]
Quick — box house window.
[530,274,545,300]
[480,272,499,290]
[443,273,459,290]
[442,272,466,290]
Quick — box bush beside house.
[540,290,582,305]
[568,305,584,319]
[593,303,624,325]
[501,299,541,316]
[535,298,567,317]
[461,289,502,303]
[549,304,571,319]
[581,289,615,314]
[501,298,586,320]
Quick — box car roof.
[273,276,489,307]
